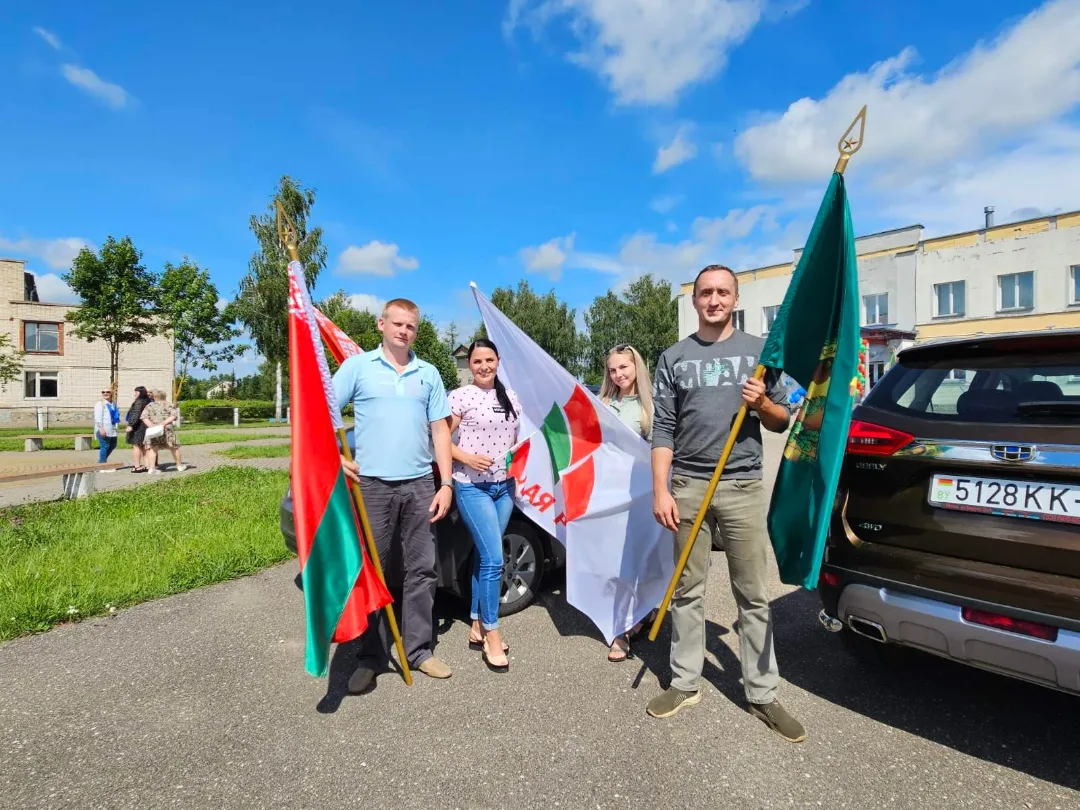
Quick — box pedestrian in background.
[142,389,186,474]
[93,387,120,464]
[125,386,151,473]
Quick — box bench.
[18,434,98,452]
[0,462,124,499]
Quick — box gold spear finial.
[834,105,867,175]
[275,201,301,263]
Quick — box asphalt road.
[1,435,1078,810]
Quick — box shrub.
[178,399,276,422]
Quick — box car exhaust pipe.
[847,616,888,643]
[818,609,843,633]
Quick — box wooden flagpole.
[277,203,412,686]
[647,106,867,642]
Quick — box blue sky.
[3,0,1079,373]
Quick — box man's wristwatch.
[440,482,453,489]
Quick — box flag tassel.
[338,428,413,686]
[648,366,766,641]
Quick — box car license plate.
[929,474,1080,525]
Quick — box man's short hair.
[692,265,739,298]
[381,298,421,320]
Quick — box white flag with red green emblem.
[473,284,672,644]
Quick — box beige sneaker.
[417,657,452,679]
[646,687,702,718]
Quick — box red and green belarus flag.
[287,262,391,677]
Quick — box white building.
[0,258,174,426]
[677,208,1080,384]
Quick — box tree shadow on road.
[772,588,1080,792]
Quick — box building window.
[22,321,61,353]
[869,362,886,388]
[934,281,966,317]
[762,305,779,335]
[949,369,967,382]
[1071,265,1079,305]
[863,293,889,325]
[24,371,59,399]
[733,310,745,331]
[998,271,1034,311]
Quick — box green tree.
[475,280,580,373]
[160,259,247,401]
[623,274,678,371]
[317,290,379,372]
[443,321,461,350]
[0,334,24,390]
[415,317,459,391]
[583,274,677,381]
[233,176,327,420]
[582,290,626,385]
[64,236,160,395]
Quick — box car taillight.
[846,419,914,456]
[821,571,840,587]
[961,607,1058,642]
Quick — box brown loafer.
[417,657,452,679]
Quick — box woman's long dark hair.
[468,339,516,421]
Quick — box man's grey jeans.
[668,475,779,704]
[355,474,437,670]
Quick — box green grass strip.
[0,466,292,641]
[215,443,292,459]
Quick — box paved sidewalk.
[0,437,290,507]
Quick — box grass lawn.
[215,443,292,459]
[0,466,292,641]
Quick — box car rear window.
[865,349,1080,425]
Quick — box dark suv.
[279,428,565,616]
[818,330,1080,696]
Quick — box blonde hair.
[153,389,167,401]
[381,298,420,319]
[599,344,654,438]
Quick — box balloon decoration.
[854,338,870,396]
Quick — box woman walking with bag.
[598,344,658,662]
[448,339,521,673]
[142,390,186,474]
[125,386,152,473]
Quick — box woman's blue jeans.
[453,480,513,630]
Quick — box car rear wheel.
[499,522,544,617]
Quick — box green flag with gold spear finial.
[759,107,866,589]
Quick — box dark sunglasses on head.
[608,344,631,354]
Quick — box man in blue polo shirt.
[333,297,454,693]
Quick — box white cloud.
[33,27,62,50]
[61,64,131,110]
[519,233,576,280]
[335,241,419,277]
[506,0,767,105]
[515,204,790,290]
[0,235,92,270]
[735,0,1080,183]
[32,273,80,305]
[348,293,386,315]
[654,127,698,173]
[651,195,683,214]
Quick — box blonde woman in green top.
[599,344,658,662]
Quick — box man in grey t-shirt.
[646,264,806,744]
